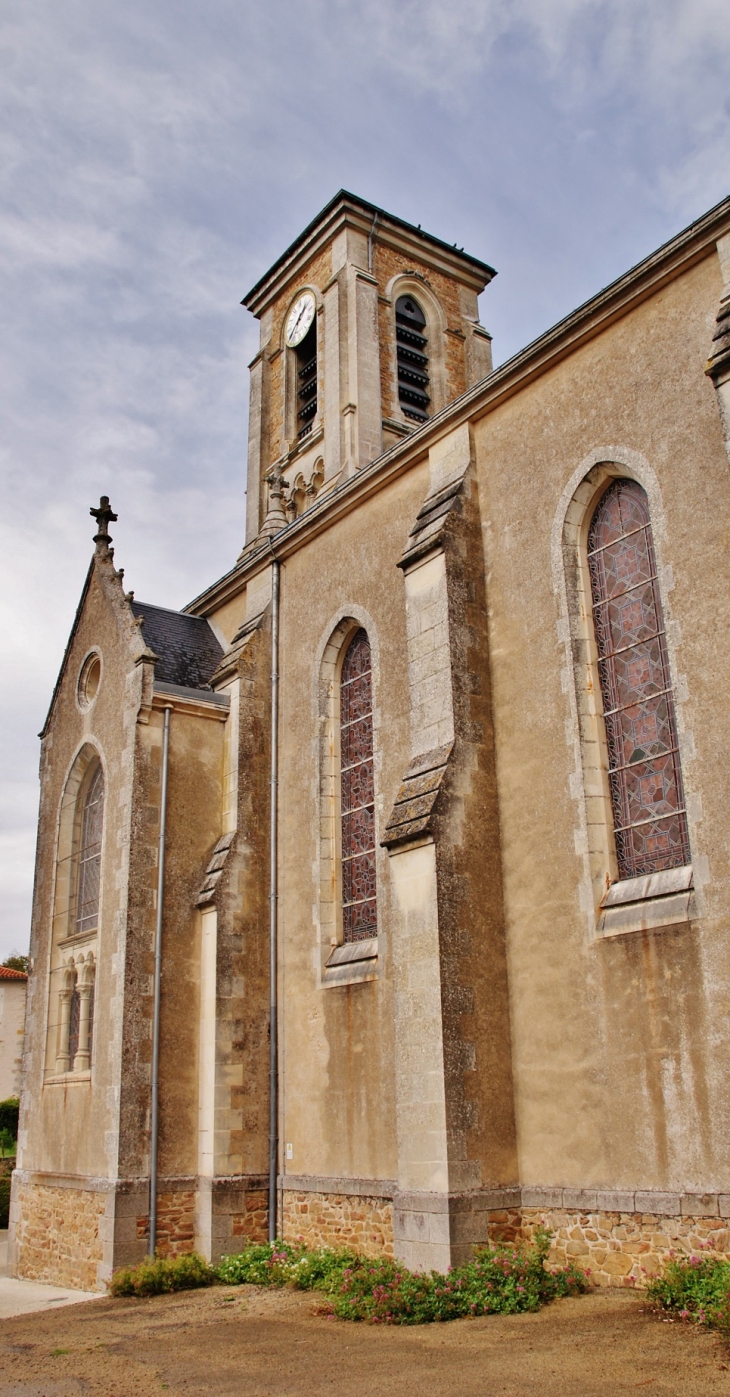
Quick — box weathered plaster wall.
[17,552,145,1195]
[472,250,730,1196]
[0,979,26,1099]
[274,462,430,1189]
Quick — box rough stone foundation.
[13,1181,105,1290]
[282,1190,394,1257]
[231,1188,268,1245]
[490,1207,730,1288]
[136,1181,197,1257]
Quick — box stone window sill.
[44,1071,92,1085]
[322,937,378,987]
[597,865,694,937]
[57,930,98,949]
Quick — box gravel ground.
[1,1283,729,1396]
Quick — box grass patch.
[217,1226,588,1324]
[109,1251,215,1297]
[647,1251,730,1332]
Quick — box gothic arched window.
[587,479,690,880]
[340,629,377,941]
[396,295,430,423]
[76,763,104,934]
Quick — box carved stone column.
[74,982,94,1072]
[55,987,72,1074]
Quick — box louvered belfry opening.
[340,629,377,942]
[588,478,691,879]
[296,321,317,439]
[396,295,430,423]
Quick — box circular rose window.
[78,653,102,710]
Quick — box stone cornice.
[243,189,494,317]
[186,194,730,621]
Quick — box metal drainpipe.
[367,210,379,273]
[268,558,281,1243]
[149,703,172,1256]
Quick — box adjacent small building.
[0,967,27,1102]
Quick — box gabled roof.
[0,966,27,981]
[130,602,223,690]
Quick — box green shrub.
[109,1251,215,1297]
[0,1176,10,1229]
[215,1226,588,1325]
[0,1098,19,1140]
[216,1242,360,1292]
[647,1251,730,1330]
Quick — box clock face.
[285,292,316,348]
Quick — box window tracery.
[587,479,690,879]
[340,629,377,941]
[47,747,103,1079]
[76,763,104,935]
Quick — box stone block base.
[11,1172,270,1289]
[520,1207,730,1288]
[282,1183,394,1257]
[194,1175,268,1262]
[393,1188,521,1272]
[12,1178,106,1291]
[135,1178,197,1258]
[14,1172,730,1291]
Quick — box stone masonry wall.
[283,1191,394,1257]
[231,1187,268,1245]
[136,1187,196,1258]
[488,1207,730,1288]
[14,1182,105,1290]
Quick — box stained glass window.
[588,479,690,880]
[76,764,104,934]
[340,629,377,942]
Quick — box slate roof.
[130,602,224,690]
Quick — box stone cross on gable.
[90,495,118,545]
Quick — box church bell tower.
[242,191,495,545]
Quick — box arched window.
[396,295,430,423]
[48,749,103,1077]
[587,479,690,880]
[76,763,104,934]
[340,629,377,941]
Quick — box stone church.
[10,189,730,1291]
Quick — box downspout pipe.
[268,558,281,1242]
[149,702,172,1256]
[367,210,379,273]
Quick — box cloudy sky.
[1,0,729,959]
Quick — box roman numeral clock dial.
[285,292,316,347]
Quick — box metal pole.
[268,559,280,1243]
[367,210,379,273]
[149,703,171,1256]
